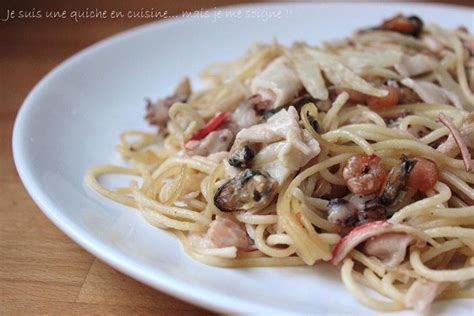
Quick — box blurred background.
[0,1,472,315]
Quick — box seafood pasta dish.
[86,15,474,311]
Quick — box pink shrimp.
[367,86,400,110]
[332,81,402,109]
[406,157,439,191]
[343,154,388,195]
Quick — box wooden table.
[0,1,471,315]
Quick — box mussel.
[214,169,278,212]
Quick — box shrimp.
[366,80,400,109]
[332,81,401,109]
[367,86,400,110]
[343,154,388,195]
[331,87,367,104]
[406,157,439,191]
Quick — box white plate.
[13,3,474,315]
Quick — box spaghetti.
[86,14,474,311]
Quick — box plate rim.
[11,2,473,314]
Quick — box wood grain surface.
[0,1,471,315]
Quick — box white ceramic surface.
[13,3,474,315]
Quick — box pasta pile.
[86,15,474,311]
